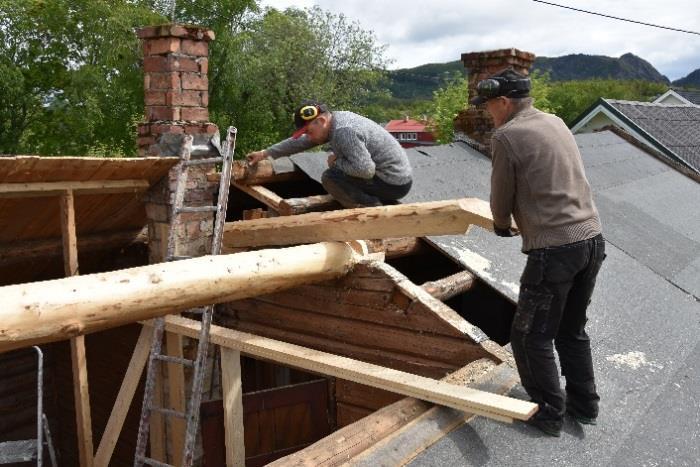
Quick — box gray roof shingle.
[605,99,700,173]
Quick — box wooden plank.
[233,183,283,211]
[0,242,358,352]
[223,198,495,248]
[0,179,150,198]
[335,379,403,411]
[166,332,186,466]
[93,325,153,466]
[0,228,147,264]
[224,319,456,379]
[60,190,79,276]
[223,159,305,185]
[268,359,497,467]
[349,363,520,466]
[71,335,94,467]
[221,347,246,467]
[160,316,538,422]
[278,195,341,216]
[61,189,94,467]
[421,270,476,301]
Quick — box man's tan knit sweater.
[490,105,602,252]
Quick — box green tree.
[547,78,666,124]
[430,76,467,144]
[209,6,390,155]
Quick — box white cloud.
[260,0,700,80]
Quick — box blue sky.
[260,0,700,81]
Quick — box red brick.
[138,123,151,135]
[166,90,203,107]
[147,106,181,121]
[181,39,208,56]
[185,123,218,134]
[181,73,208,91]
[197,58,208,75]
[168,56,199,72]
[201,91,209,107]
[149,73,180,90]
[145,90,166,106]
[144,37,181,55]
[150,123,185,134]
[181,107,209,122]
[138,136,156,147]
[143,56,168,73]
[137,26,160,39]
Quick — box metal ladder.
[134,127,237,467]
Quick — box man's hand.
[494,223,520,237]
[246,150,268,166]
[327,153,337,168]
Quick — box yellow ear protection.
[299,105,320,121]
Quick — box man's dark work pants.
[321,167,412,208]
[511,233,606,424]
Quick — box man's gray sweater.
[265,111,412,186]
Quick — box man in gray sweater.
[246,101,412,208]
[473,69,605,437]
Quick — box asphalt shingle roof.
[605,99,700,174]
[675,88,700,105]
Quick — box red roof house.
[385,117,436,148]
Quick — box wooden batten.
[223,198,495,248]
[365,237,425,258]
[0,179,150,198]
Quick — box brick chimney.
[454,48,535,149]
[137,24,220,263]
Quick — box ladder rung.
[177,206,218,213]
[184,156,223,166]
[137,456,175,467]
[149,407,186,419]
[154,354,194,367]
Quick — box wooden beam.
[93,325,153,466]
[269,359,498,466]
[166,332,186,466]
[278,194,340,216]
[0,228,147,264]
[0,242,358,352]
[0,179,150,198]
[233,182,283,211]
[60,190,79,276]
[61,190,94,467]
[160,316,538,422]
[71,336,94,467]
[223,198,495,249]
[221,347,245,467]
[422,270,476,301]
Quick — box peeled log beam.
[278,194,341,216]
[208,161,304,185]
[422,270,476,301]
[0,242,357,353]
[0,228,147,265]
[365,237,425,259]
[224,198,495,249]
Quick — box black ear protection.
[299,105,320,121]
[476,76,531,100]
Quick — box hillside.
[673,68,700,88]
[387,52,670,101]
[533,53,669,83]
[387,60,465,100]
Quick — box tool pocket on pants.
[514,287,553,335]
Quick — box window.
[397,132,417,141]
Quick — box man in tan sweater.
[472,69,605,437]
